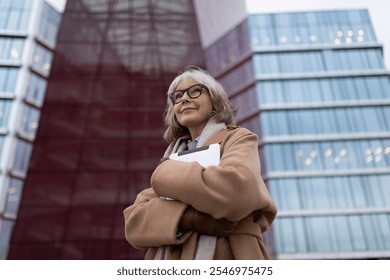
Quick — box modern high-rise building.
[4,0,205,260]
[201,4,390,259]
[0,0,61,259]
[2,0,390,260]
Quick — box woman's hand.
[179,206,237,237]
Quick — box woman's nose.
[180,91,191,102]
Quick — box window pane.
[348,216,366,251]
[0,219,15,259]
[281,179,301,210]
[0,68,18,92]
[4,178,24,216]
[332,216,353,251]
[25,74,47,106]
[377,214,390,249]
[31,45,53,76]
[361,215,383,250]
[12,140,33,175]
[278,218,297,253]
[378,175,390,207]
[308,217,333,252]
[19,105,41,138]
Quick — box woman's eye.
[190,87,201,94]
[174,92,183,100]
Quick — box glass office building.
[0,0,60,259]
[206,10,390,259]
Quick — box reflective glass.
[25,74,47,106]
[261,106,390,136]
[219,60,253,94]
[0,100,11,128]
[294,218,308,252]
[0,0,32,30]
[309,217,334,252]
[276,214,390,255]
[0,11,6,28]
[31,45,53,77]
[383,139,390,166]
[361,215,383,250]
[11,139,33,176]
[18,105,40,139]
[0,136,3,157]
[334,177,354,208]
[0,67,18,92]
[278,218,296,253]
[283,179,301,210]
[349,176,368,207]
[0,219,14,259]
[370,139,387,168]
[38,3,61,46]
[206,20,250,76]
[332,216,353,251]
[4,178,24,216]
[0,38,24,61]
[273,219,283,254]
[7,10,19,29]
[312,177,331,209]
[266,139,390,172]
[256,76,390,105]
[377,214,390,249]
[254,48,384,75]
[269,180,283,209]
[249,10,376,48]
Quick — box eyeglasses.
[169,84,208,104]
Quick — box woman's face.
[173,78,213,138]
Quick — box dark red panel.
[80,140,128,170]
[22,173,74,206]
[8,243,62,260]
[62,242,111,260]
[109,240,146,260]
[37,106,87,138]
[28,140,82,171]
[72,172,125,205]
[92,77,130,106]
[44,76,94,105]
[11,208,67,242]
[65,207,115,241]
[85,107,129,138]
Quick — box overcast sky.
[45,0,66,11]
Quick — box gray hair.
[163,66,237,142]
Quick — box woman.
[123,66,277,259]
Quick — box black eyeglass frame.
[168,83,209,104]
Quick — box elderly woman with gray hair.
[124,66,277,259]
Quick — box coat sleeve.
[123,187,191,249]
[151,128,276,222]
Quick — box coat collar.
[163,118,226,157]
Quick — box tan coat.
[123,127,277,259]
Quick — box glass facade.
[6,0,205,260]
[0,67,18,93]
[0,0,61,260]
[206,10,390,259]
[249,10,376,47]
[0,0,33,31]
